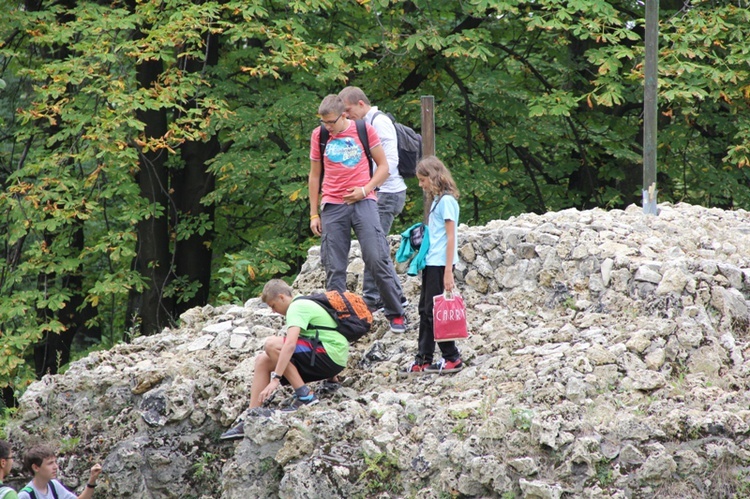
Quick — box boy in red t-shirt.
[308,94,406,333]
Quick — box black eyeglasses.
[319,114,343,126]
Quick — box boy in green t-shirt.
[0,440,18,499]
[220,279,349,440]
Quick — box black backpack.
[371,111,422,178]
[317,119,373,188]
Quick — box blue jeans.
[321,200,404,318]
[362,190,406,307]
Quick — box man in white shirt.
[339,86,408,313]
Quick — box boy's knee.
[263,336,284,354]
[255,351,271,367]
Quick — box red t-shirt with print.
[310,120,381,205]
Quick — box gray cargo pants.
[321,200,404,319]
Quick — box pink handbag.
[433,291,469,342]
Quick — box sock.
[295,385,311,398]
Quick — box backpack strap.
[354,119,374,179]
[294,295,335,367]
[20,483,58,499]
[317,125,330,191]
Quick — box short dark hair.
[0,440,11,460]
[23,444,56,474]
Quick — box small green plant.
[192,452,218,482]
[449,408,471,420]
[452,420,468,438]
[258,457,282,481]
[734,468,750,498]
[59,437,81,454]
[562,297,578,310]
[595,459,615,487]
[501,491,517,499]
[357,452,402,496]
[406,413,417,424]
[510,408,534,431]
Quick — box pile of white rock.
[9,202,750,498]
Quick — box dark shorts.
[279,337,344,385]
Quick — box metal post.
[421,96,435,222]
[643,0,659,215]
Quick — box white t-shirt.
[365,106,407,194]
[18,480,76,499]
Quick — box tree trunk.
[126,56,174,336]
[173,31,220,314]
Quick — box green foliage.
[357,451,403,496]
[510,408,534,432]
[0,407,16,439]
[191,451,219,483]
[59,436,81,454]
[594,459,615,488]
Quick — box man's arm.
[258,326,301,403]
[75,464,102,499]
[368,144,390,191]
[309,160,322,235]
[343,144,389,204]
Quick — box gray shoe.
[219,408,274,440]
[280,393,319,412]
[219,422,245,441]
[246,407,274,417]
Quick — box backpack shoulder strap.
[50,482,58,499]
[369,110,385,125]
[317,125,330,190]
[355,119,374,178]
[318,125,330,162]
[21,486,36,499]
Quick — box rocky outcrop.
[8,203,750,498]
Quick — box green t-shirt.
[286,297,349,367]
[0,482,19,499]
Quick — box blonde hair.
[261,279,293,304]
[338,86,370,106]
[416,156,460,199]
[318,94,345,117]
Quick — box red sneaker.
[389,316,407,333]
[402,361,430,375]
[424,358,463,374]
